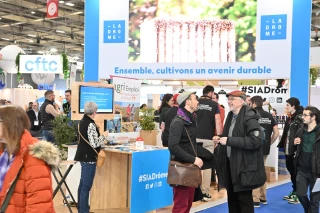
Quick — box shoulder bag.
[167,127,202,188]
[78,124,106,167]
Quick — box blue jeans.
[41,130,55,143]
[78,162,96,213]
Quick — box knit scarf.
[0,149,15,192]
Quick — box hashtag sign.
[242,86,247,93]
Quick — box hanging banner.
[112,76,141,123]
[20,55,62,73]
[84,0,307,80]
[240,85,289,115]
[66,64,77,89]
[46,0,59,19]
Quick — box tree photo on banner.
[98,0,294,80]
[112,76,141,132]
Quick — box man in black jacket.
[213,90,266,213]
[250,96,279,207]
[278,97,304,204]
[168,91,202,213]
[27,102,42,137]
[293,106,320,212]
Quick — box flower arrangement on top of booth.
[15,52,70,82]
[15,52,23,82]
[310,68,319,85]
[61,53,70,79]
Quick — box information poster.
[97,0,294,80]
[130,150,173,213]
[112,76,141,123]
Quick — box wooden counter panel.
[90,152,132,209]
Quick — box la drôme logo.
[104,20,125,43]
[260,14,287,40]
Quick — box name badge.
[34,121,39,126]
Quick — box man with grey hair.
[40,90,61,142]
[213,90,266,213]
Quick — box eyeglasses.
[227,97,241,101]
[302,114,311,117]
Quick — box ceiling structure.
[0,0,319,63]
[0,0,84,61]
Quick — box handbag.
[78,124,106,167]
[167,127,202,188]
[0,168,22,213]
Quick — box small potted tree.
[139,108,157,146]
[52,115,77,160]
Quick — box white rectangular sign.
[98,0,293,80]
[19,55,63,74]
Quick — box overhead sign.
[19,55,63,74]
[87,0,298,80]
[46,0,59,19]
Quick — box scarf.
[0,149,15,191]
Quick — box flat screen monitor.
[79,86,114,113]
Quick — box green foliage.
[80,63,84,81]
[51,115,77,153]
[310,68,318,85]
[15,52,23,82]
[61,53,70,79]
[139,108,156,130]
[0,68,5,76]
[129,0,257,62]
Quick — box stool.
[53,160,78,213]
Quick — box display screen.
[79,86,114,113]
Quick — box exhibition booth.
[0,0,313,212]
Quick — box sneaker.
[260,199,267,205]
[254,202,260,208]
[288,195,300,204]
[201,193,212,202]
[283,191,294,200]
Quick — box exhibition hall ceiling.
[0,0,319,61]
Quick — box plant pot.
[140,130,157,146]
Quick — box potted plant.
[139,108,157,146]
[51,115,77,160]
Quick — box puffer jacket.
[0,130,60,213]
[215,105,266,192]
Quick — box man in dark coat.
[214,90,266,213]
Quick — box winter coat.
[0,130,60,213]
[278,107,304,155]
[294,126,320,178]
[215,105,266,192]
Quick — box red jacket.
[0,131,60,213]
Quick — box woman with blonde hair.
[0,105,60,213]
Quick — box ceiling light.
[72,12,83,15]
[59,0,65,3]
[56,30,65,33]
[31,11,35,14]
[11,22,22,26]
[14,40,17,43]
[28,34,36,37]
[28,40,33,43]
[74,56,79,60]
[0,18,2,20]
[1,38,9,41]
[81,43,84,45]
[65,2,74,6]
[37,51,44,54]
[50,48,57,52]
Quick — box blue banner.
[130,150,172,213]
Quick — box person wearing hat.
[168,91,201,212]
[161,94,179,147]
[213,90,266,213]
